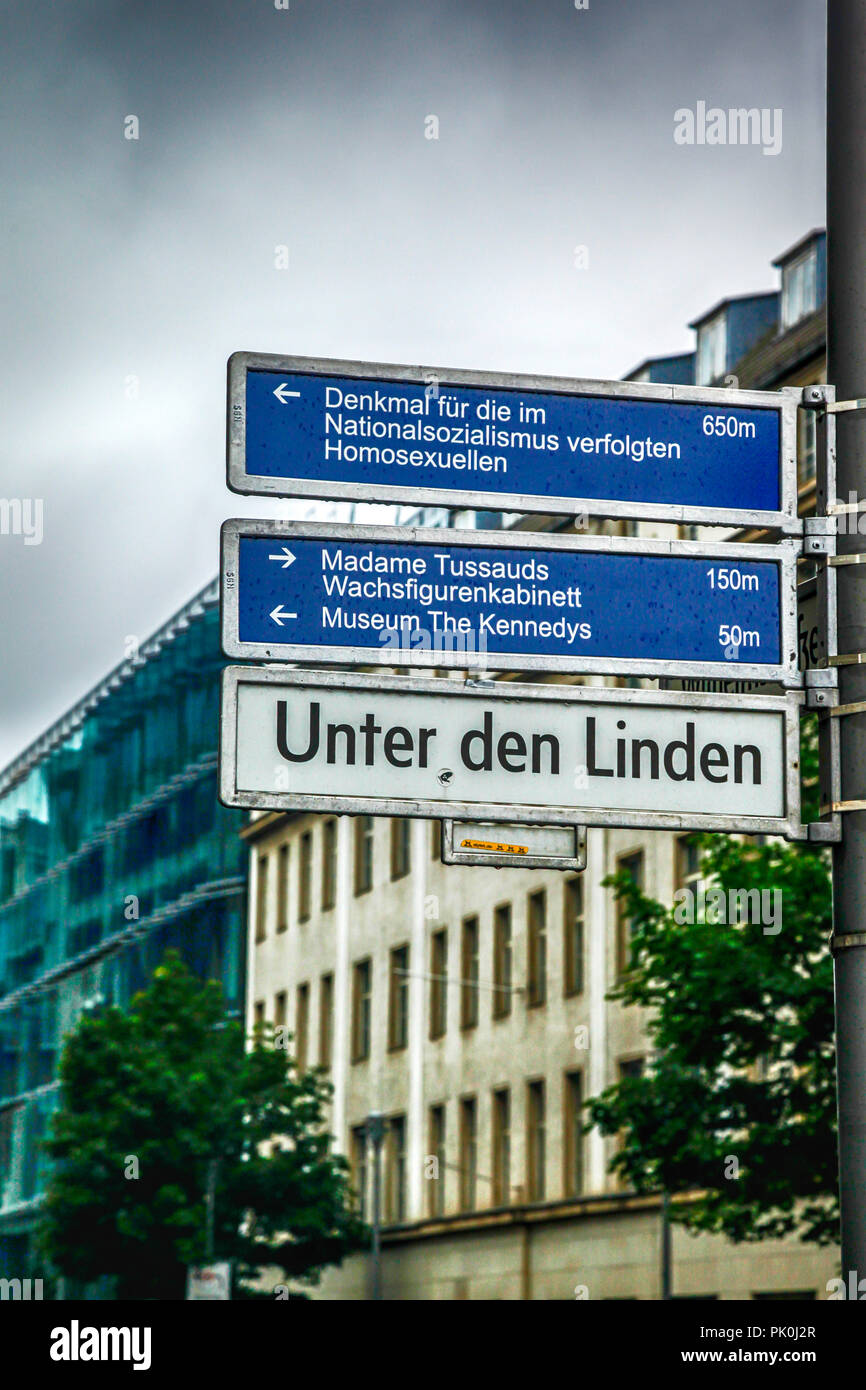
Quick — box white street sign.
[186,1262,231,1301]
[219,667,805,840]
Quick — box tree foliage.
[588,727,836,1245]
[40,951,365,1299]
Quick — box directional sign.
[221,520,801,684]
[663,578,820,697]
[219,667,805,840]
[227,353,800,531]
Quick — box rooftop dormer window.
[696,312,726,385]
[781,246,818,330]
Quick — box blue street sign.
[221,522,799,683]
[227,354,798,529]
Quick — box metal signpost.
[221,519,800,683]
[227,352,802,532]
[828,0,866,1291]
[219,667,805,840]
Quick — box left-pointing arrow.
[268,547,295,568]
[273,383,301,404]
[270,605,298,626]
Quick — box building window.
[492,903,512,1020]
[319,972,333,1068]
[429,928,448,1040]
[492,1087,511,1207]
[459,1097,477,1211]
[253,1000,265,1030]
[384,1115,407,1225]
[274,990,287,1029]
[675,834,702,894]
[428,1104,446,1217]
[613,1059,644,1193]
[354,816,374,895]
[276,843,289,933]
[799,406,817,487]
[298,830,312,922]
[564,1071,584,1197]
[430,819,442,860]
[781,248,818,330]
[696,312,726,385]
[351,1124,368,1220]
[295,983,309,1073]
[564,877,585,997]
[255,856,268,943]
[321,819,337,910]
[619,1056,645,1082]
[527,1079,546,1202]
[527,890,547,1007]
[351,959,372,1062]
[616,850,645,977]
[388,944,410,1051]
[460,915,479,1030]
[390,817,411,880]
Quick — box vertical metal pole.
[367,1113,384,1300]
[661,1191,672,1300]
[205,1157,218,1260]
[827,0,866,1287]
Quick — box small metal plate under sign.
[441,820,587,871]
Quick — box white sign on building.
[186,1262,231,1301]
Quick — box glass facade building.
[0,579,247,1280]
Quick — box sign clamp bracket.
[816,398,866,415]
[829,931,866,955]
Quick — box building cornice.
[379,1188,699,1245]
[240,810,293,843]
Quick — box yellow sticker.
[460,839,529,855]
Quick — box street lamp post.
[366,1112,385,1301]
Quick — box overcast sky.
[0,0,824,769]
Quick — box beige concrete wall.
[316,1207,836,1302]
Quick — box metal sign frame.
[226,351,802,533]
[219,666,807,841]
[441,820,588,871]
[221,518,802,685]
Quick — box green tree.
[588,738,837,1245]
[40,951,365,1299]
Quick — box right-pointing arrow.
[269,605,298,626]
[268,547,295,568]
